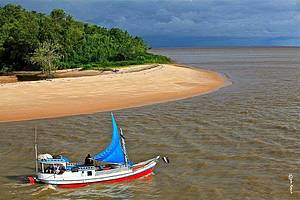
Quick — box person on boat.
[85,154,94,166]
[58,165,66,174]
[47,165,54,173]
[54,165,60,174]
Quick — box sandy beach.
[0,64,227,122]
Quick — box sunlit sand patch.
[0,64,228,122]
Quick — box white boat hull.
[36,156,159,188]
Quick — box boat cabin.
[38,155,70,174]
[37,153,123,175]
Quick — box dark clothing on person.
[85,154,94,166]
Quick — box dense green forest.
[0,4,170,73]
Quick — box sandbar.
[0,64,228,122]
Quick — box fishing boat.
[28,113,160,188]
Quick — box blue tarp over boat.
[93,113,126,164]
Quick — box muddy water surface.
[0,47,300,199]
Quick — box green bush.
[59,53,171,70]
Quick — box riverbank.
[0,64,228,122]
[0,65,159,83]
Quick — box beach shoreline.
[0,64,229,122]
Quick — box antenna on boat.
[34,126,38,173]
[120,128,129,167]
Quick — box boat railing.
[78,166,96,171]
[38,158,68,164]
[66,162,82,166]
[132,156,160,167]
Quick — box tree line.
[0,4,170,74]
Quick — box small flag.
[162,156,169,164]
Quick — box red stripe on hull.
[59,167,154,189]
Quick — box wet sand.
[0,64,227,122]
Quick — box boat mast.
[120,128,129,167]
[34,127,38,173]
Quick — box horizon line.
[150,45,300,49]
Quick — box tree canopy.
[30,42,62,76]
[0,4,169,73]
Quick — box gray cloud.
[1,0,299,46]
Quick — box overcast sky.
[1,0,300,47]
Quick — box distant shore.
[0,64,228,122]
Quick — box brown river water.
[0,48,300,200]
